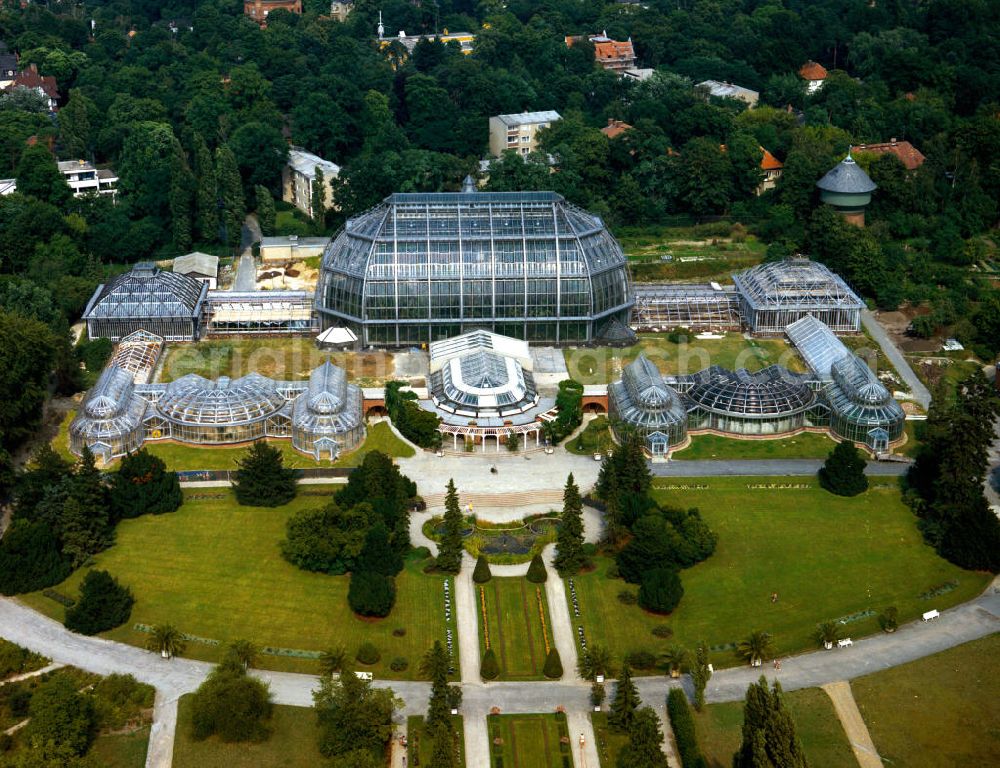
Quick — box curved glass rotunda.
[609,354,688,454]
[315,188,634,346]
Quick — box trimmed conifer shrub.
[543,648,563,679]
[348,571,396,617]
[64,570,135,635]
[638,567,684,614]
[480,648,499,680]
[667,688,705,768]
[472,554,492,584]
[356,642,381,665]
[232,441,297,507]
[110,449,182,520]
[819,440,869,497]
[526,553,547,583]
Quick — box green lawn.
[694,687,854,768]
[488,713,573,768]
[407,714,466,767]
[173,696,324,768]
[618,227,767,283]
[851,633,1000,768]
[563,333,805,385]
[335,420,415,467]
[157,337,393,386]
[479,577,554,680]
[566,416,612,455]
[566,477,989,669]
[591,712,630,767]
[671,431,837,460]
[22,489,455,678]
[274,209,314,237]
[90,728,151,768]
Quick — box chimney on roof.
[890,137,897,145]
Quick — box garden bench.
[837,638,853,648]
[922,609,940,621]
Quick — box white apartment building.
[57,160,118,198]
[488,111,561,158]
[282,147,340,218]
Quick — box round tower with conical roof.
[816,152,877,226]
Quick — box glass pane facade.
[609,354,688,448]
[316,191,633,345]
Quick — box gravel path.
[822,681,883,768]
[861,309,931,410]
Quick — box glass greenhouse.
[786,314,905,451]
[70,360,364,461]
[682,365,826,435]
[315,189,634,346]
[69,365,148,462]
[83,263,208,341]
[428,330,538,418]
[732,258,864,335]
[291,361,364,459]
[609,354,688,454]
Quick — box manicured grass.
[90,727,151,768]
[694,687,854,768]
[563,333,805,385]
[22,489,456,678]
[335,420,415,467]
[274,209,314,237]
[479,577,554,680]
[407,714,466,767]
[566,477,989,669]
[566,416,612,455]
[157,337,393,386]
[488,713,573,768]
[671,431,837,460]
[173,695,324,768]
[51,408,77,462]
[851,633,1000,768]
[591,712,630,767]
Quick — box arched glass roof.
[71,365,148,444]
[292,361,362,435]
[611,354,687,431]
[157,373,286,425]
[84,263,207,320]
[733,259,864,310]
[428,331,537,414]
[686,365,815,417]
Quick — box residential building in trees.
[4,63,58,110]
[282,147,339,218]
[329,1,353,22]
[173,252,219,290]
[57,160,118,198]
[697,80,759,107]
[488,111,561,158]
[565,32,637,73]
[851,139,926,171]
[244,0,302,27]
[0,42,17,88]
[798,60,828,93]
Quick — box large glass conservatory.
[609,354,688,454]
[291,361,364,459]
[786,315,904,451]
[681,365,825,435]
[152,373,289,444]
[732,258,864,335]
[83,263,208,341]
[70,359,365,461]
[427,330,538,418]
[315,184,634,346]
[69,365,148,462]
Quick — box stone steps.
[422,488,565,509]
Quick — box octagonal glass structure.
[609,354,688,452]
[315,190,633,346]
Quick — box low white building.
[260,234,331,263]
[0,178,15,196]
[173,252,219,289]
[57,160,118,198]
[282,147,340,218]
[488,111,561,158]
[329,1,352,21]
[697,80,759,108]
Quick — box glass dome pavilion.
[315,187,633,346]
[609,354,688,454]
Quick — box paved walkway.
[2,577,996,766]
[822,681,883,768]
[652,459,910,477]
[0,662,64,686]
[862,309,931,410]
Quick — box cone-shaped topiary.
[473,554,492,584]
[481,648,500,680]
[543,648,563,679]
[526,553,547,583]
